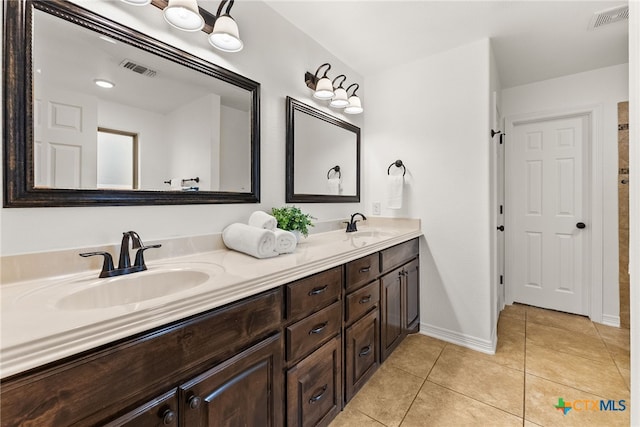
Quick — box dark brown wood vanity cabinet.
[0,288,284,427]
[380,239,420,362]
[284,266,343,427]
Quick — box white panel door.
[34,86,97,188]
[508,115,588,315]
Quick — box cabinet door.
[180,333,283,427]
[344,309,379,403]
[287,336,342,427]
[403,258,420,334]
[104,390,178,427]
[380,268,403,362]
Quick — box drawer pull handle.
[309,322,328,335]
[308,285,328,296]
[359,295,372,304]
[359,345,372,357]
[359,266,371,273]
[309,385,328,404]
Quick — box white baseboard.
[600,314,621,327]
[420,322,497,355]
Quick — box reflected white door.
[34,85,97,188]
[507,114,589,315]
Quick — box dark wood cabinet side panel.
[0,288,282,427]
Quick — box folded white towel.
[274,229,297,254]
[248,211,277,230]
[387,175,404,209]
[222,223,278,259]
[327,178,341,195]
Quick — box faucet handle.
[79,252,115,278]
[133,244,162,268]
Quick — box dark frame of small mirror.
[285,97,360,203]
[3,0,260,207]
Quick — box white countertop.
[0,220,421,378]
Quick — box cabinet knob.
[359,266,371,273]
[309,385,328,404]
[160,408,176,425]
[188,395,202,410]
[359,295,372,304]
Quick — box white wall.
[364,39,495,352]
[220,106,250,192]
[501,64,629,324]
[0,0,364,255]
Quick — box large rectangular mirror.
[3,0,260,207]
[286,97,360,203]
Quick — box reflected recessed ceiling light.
[121,0,151,5]
[94,79,115,89]
[163,0,205,32]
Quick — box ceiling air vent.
[119,59,157,77]
[588,5,629,30]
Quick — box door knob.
[576,222,586,229]
[497,225,504,232]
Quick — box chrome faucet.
[80,231,161,278]
[345,212,367,233]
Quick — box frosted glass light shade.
[329,87,349,108]
[344,95,363,114]
[163,0,204,32]
[209,15,243,52]
[313,77,334,100]
[121,0,151,5]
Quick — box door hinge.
[500,275,503,285]
[499,205,503,215]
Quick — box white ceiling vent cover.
[119,59,157,77]
[588,5,629,30]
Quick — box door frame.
[504,104,603,322]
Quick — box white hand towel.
[222,223,278,259]
[327,178,341,195]
[248,211,277,230]
[387,175,404,209]
[274,229,297,254]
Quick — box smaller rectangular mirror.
[286,97,360,203]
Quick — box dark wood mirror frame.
[3,0,260,207]
[285,97,360,203]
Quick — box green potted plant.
[271,206,315,240]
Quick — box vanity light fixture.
[163,0,205,32]
[307,63,335,100]
[94,79,115,89]
[120,0,151,5]
[329,75,349,108]
[344,83,363,114]
[209,0,243,52]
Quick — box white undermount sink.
[55,268,213,310]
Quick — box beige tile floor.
[330,304,631,426]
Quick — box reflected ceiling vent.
[588,5,629,30]
[119,59,157,77]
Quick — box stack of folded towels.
[222,211,298,259]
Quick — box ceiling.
[263,0,629,88]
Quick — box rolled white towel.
[274,229,297,254]
[222,223,278,259]
[248,211,277,230]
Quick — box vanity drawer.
[345,253,380,292]
[380,238,419,272]
[345,280,379,326]
[345,309,379,403]
[287,336,342,427]
[286,301,341,363]
[285,266,342,322]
